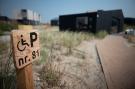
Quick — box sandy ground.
[0,35,10,43]
[97,35,135,89]
[33,40,107,89]
[0,35,11,66]
[0,33,107,89]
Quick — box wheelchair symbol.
[17,35,29,51]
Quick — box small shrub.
[0,23,18,32]
[39,61,62,88]
[96,30,108,38]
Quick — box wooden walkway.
[96,35,135,89]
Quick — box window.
[76,16,88,29]
[89,17,93,22]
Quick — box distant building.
[15,9,41,25]
[51,18,59,26]
[0,16,10,23]
[124,17,135,25]
[59,9,124,33]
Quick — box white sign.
[11,30,40,69]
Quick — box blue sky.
[0,0,135,23]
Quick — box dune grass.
[36,29,96,88]
[39,29,95,64]
[0,42,16,89]
[0,26,108,89]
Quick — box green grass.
[0,23,18,35]
[96,30,108,39]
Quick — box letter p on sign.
[11,30,40,69]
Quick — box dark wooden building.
[124,17,135,25]
[0,16,10,23]
[59,9,124,33]
[51,18,59,26]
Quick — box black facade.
[59,9,124,33]
[0,16,10,22]
[124,17,135,25]
[51,18,59,26]
[17,19,40,25]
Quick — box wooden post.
[11,28,40,89]
[16,64,34,89]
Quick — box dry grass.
[34,27,95,89]
[39,61,65,89]
[39,27,94,60]
[0,42,16,89]
[34,27,107,89]
[0,26,107,89]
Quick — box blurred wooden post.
[11,26,40,89]
[16,64,34,89]
[17,25,34,89]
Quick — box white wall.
[27,9,33,20]
[14,9,41,22]
[14,10,22,19]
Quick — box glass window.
[89,17,93,22]
[76,16,88,29]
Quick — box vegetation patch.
[124,24,135,30]
[96,30,108,39]
[0,46,16,89]
[0,23,18,35]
